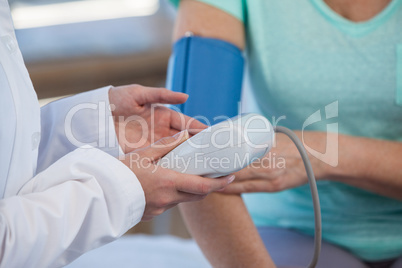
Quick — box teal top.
[170,0,402,261]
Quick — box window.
[9,0,159,29]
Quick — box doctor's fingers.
[135,86,189,105]
[174,192,208,204]
[168,108,207,135]
[219,179,282,194]
[136,130,189,160]
[174,174,235,195]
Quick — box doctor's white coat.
[0,0,145,267]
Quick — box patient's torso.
[241,0,402,262]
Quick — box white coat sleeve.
[0,147,145,268]
[37,86,121,174]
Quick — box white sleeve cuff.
[25,146,145,231]
[84,147,145,229]
[38,86,124,173]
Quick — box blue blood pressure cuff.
[166,34,244,124]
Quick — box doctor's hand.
[109,84,206,154]
[221,131,333,194]
[121,130,235,221]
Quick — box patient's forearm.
[179,193,275,268]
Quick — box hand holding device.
[121,131,234,221]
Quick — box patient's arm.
[174,1,274,266]
[173,0,245,49]
[180,194,275,267]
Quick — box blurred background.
[8,0,190,239]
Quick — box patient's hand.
[109,84,206,154]
[222,131,332,194]
[121,131,234,221]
